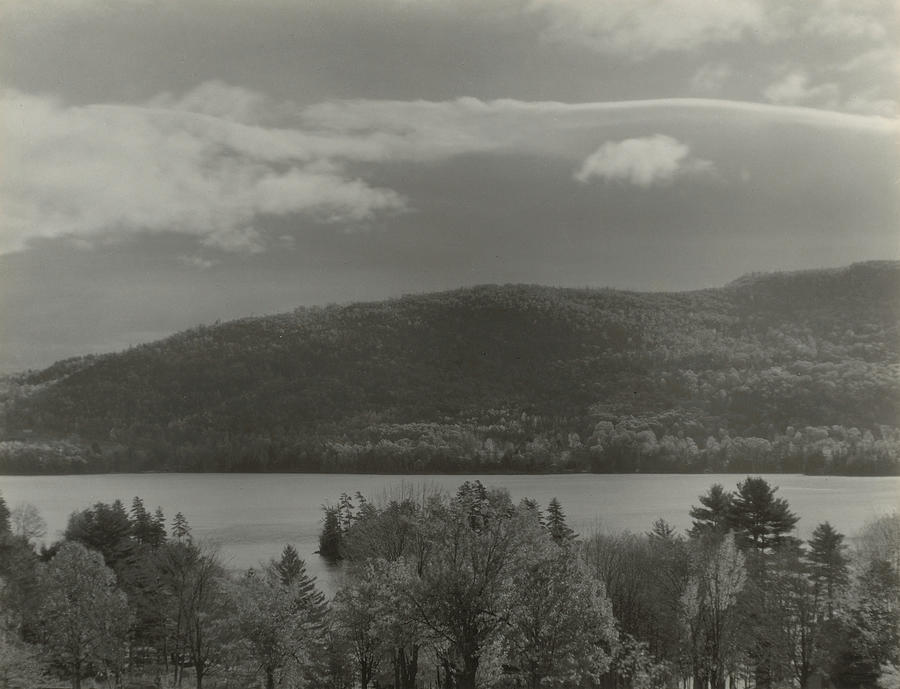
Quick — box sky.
[1,0,898,372]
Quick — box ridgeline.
[2,261,898,474]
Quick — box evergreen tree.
[648,517,678,542]
[150,507,168,547]
[64,500,135,571]
[518,497,544,527]
[729,477,799,553]
[338,493,355,532]
[171,512,191,542]
[0,492,10,537]
[830,559,900,688]
[273,544,303,586]
[545,497,575,544]
[318,506,343,562]
[689,483,733,536]
[130,496,153,544]
[807,521,849,618]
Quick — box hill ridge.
[2,262,898,475]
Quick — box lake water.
[1,473,896,594]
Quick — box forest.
[0,477,898,689]
[1,261,898,476]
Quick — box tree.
[680,533,748,689]
[272,544,303,586]
[729,477,799,553]
[9,504,45,543]
[768,545,821,689]
[38,542,132,689]
[807,522,849,618]
[150,507,168,547]
[231,566,323,689]
[156,540,233,689]
[856,512,900,575]
[403,487,525,689]
[689,484,733,537]
[505,534,616,688]
[0,626,45,689]
[318,506,343,562]
[171,512,191,543]
[64,500,134,571]
[332,566,385,689]
[0,493,9,537]
[545,497,575,544]
[830,559,900,688]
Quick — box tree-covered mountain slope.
[2,261,898,474]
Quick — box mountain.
[2,261,898,475]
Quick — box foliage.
[38,542,132,689]
[2,261,898,475]
[231,564,323,689]
[4,482,899,689]
[504,537,616,688]
[680,533,748,689]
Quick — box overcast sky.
[1,0,898,372]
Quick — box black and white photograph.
[0,1,898,688]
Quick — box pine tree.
[318,506,343,562]
[729,477,799,553]
[338,493,355,532]
[545,497,575,544]
[648,517,678,542]
[0,492,10,537]
[150,507,168,547]
[689,483,733,536]
[807,522,849,619]
[171,512,191,542]
[273,544,303,585]
[64,500,135,570]
[130,496,152,544]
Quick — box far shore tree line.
[1,418,898,476]
[1,477,898,689]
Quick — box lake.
[1,473,896,594]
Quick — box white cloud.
[0,86,406,255]
[3,82,898,256]
[763,70,840,108]
[690,63,735,94]
[802,1,890,40]
[527,0,770,59]
[303,96,900,142]
[574,135,712,187]
[178,254,218,270]
[844,91,898,117]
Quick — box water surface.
[2,473,896,593]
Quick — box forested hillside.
[2,261,898,475]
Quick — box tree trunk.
[360,660,369,689]
[265,666,275,689]
[455,653,479,689]
[398,646,419,689]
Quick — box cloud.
[763,70,840,108]
[528,0,769,60]
[303,96,900,142]
[574,135,712,187]
[178,254,218,270]
[690,63,735,94]
[801,2,890,40]
[3,82,898,257]
[0,86,406,255]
